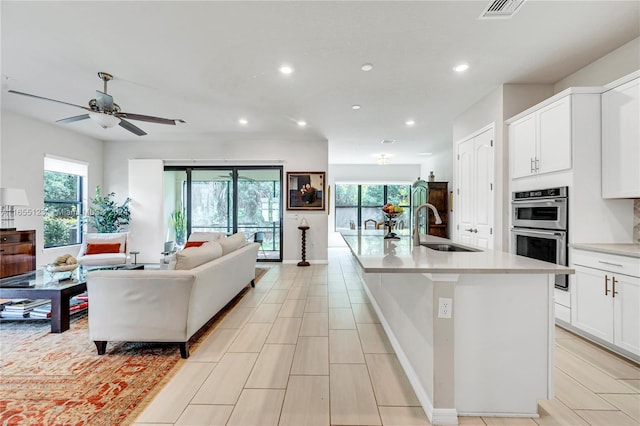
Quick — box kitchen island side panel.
[362,272,436,412]
[454,274,554,416]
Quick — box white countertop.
[341,231,575,274]
[571,243,640,259]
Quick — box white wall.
[0,110,104,266]
[103,136,329,263]
[554,37,640,92]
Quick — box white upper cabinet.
[509,96,572,179]
[602,73,640,199]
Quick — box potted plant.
[87,185,131,233]
[170,208,187,246]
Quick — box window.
[335,184,411,230]
[43,157,86,248]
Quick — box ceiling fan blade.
[8,90,91,111]
[118,118,147,136]
[56,114,90,124]
[96,90,114,111]
[116,111,185,125]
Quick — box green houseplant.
[88,185,131,233]
[170,208,187,246]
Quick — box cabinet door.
[602,78,640,198]
[510,114,537,178]
[537,96,572,175]
[571,266,614,343]
[613,274,640,355]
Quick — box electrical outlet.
[438,297,452,319]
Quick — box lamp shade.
[0,188,29,206]
[90,112,121,128]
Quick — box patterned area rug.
[0,267,269,425]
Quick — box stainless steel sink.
[421,243,481,252]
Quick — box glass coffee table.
[0,264,144,333]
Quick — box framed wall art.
[286,171,325,210]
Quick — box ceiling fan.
[8,72,185,136]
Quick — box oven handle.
[512,198,566,204]
[510,228,566,237]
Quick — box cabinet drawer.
[0,233,22,243]
[0,243,34,255]
[572,249,640,278]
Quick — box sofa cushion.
[86,242,121,255]
[188,232,226,242]
[77,252,128,266]
[174,241,223,270]
[218,232,246,256]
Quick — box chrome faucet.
[413,203,443,246]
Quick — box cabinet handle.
[473,228,478,233]
[605,275,610,296]
[465,228,473,232]
[530,158,535,173]
[598,260,623,268]
[535,158,540,172]
[612,276,619,298]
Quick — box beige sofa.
[86,233,259,358]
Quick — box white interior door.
[457,138,474,245]
[473,129,494,249]
[456,125,495,248]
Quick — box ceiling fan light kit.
[8,71,185,136]
[89,112,120,128]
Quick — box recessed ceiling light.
[405,120,415,126]
[453,63,469,73]
[361,63,374,72]
[297,120,307,127]
[279,65,294,75]
[238,118,248,125]
[378,154,388,165]
[352,104,361,110]
[381,139,395,144]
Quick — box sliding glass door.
[164,166,282,262]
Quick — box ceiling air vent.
[479,0,525,19]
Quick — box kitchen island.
[341,231,574,425]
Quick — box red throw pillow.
[86,243,121,255]
[184,241,206,249]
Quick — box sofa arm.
[87,270,196,342]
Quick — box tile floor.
[133,247,639,426]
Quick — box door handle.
[612,276,619,298]
[605,275,611,296]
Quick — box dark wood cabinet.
[427,182,449,238]
[0,230,36,278]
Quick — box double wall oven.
[511,187,569,290]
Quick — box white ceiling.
[2,1,639,165]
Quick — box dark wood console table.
[0,230,36,278]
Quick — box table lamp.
[0,188,29,231]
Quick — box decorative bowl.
[46,263,79,273]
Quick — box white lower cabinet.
[571,249,640,357]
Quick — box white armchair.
[76,232,130,266]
